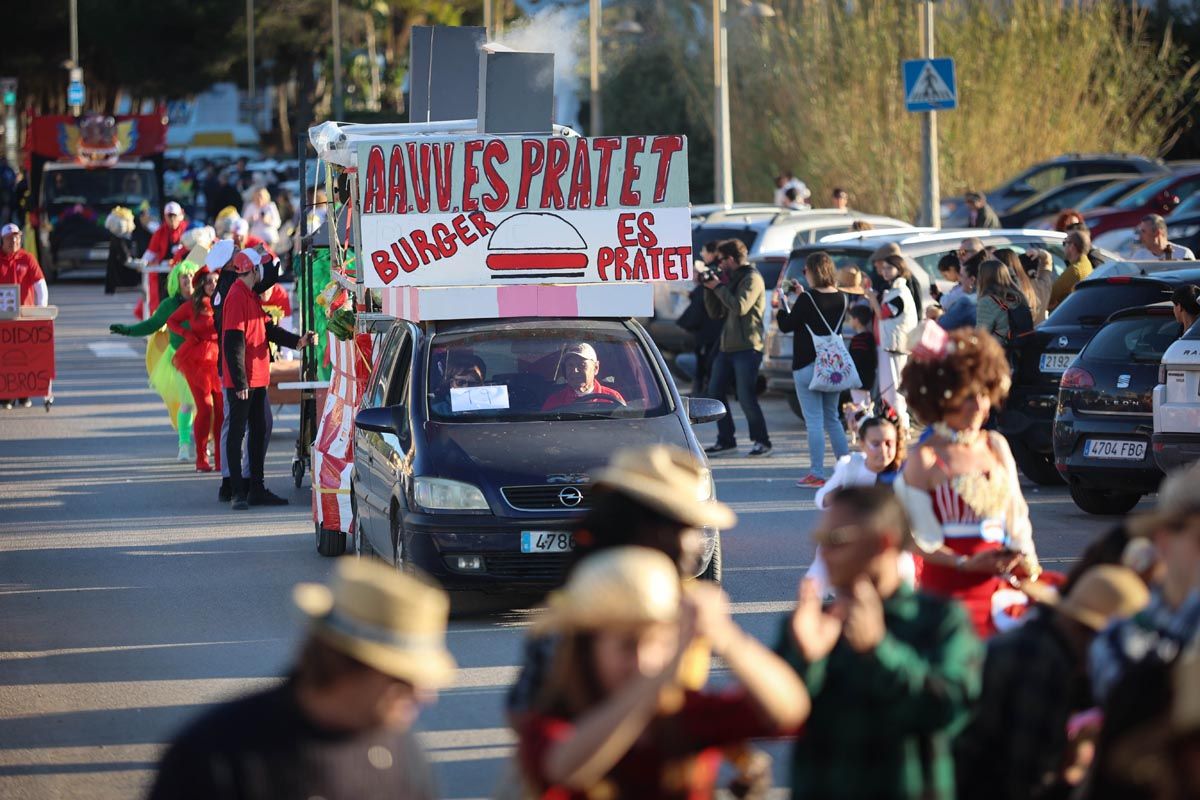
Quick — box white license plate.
[520,531,575,553]
[1084,439,1146,461]
[1040,353,1076,373]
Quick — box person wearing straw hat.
[149,559,451,800]
[1089,460,1200,705]
[777,485,982,800]
[954,565,1150,800]
[515,546,809,799]
[506,445,734,721]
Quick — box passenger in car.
[541,343,627,410]
[430,359,487,415]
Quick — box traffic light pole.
[1,79,16,166]
[920,0,940,227]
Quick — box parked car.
[1053,303,1179,514]
[942,153,1166,225]
[647,211,913,354]
[998,174,1132,229]
[763,229,1084,409]
[1002,269,1200,485]
[1095,190,1200,257]
[352,316,728,594]
[690,203,781,227]
[1082,168,1200,237]
[1023,175,1162,231]
[1152,318,1200,472]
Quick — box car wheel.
[351,488,373,558]
[315,522,346,557]
[390,508,412,574]
[786,391,804,419]
[1009,439,1064,486]
[1069,486,1141,516]
[699,533,723,584]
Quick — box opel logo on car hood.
[558,487,584,507]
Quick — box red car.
[1082,168,1200,236]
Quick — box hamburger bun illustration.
[486,212,588,277]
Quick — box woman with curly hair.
[892,323,1044,637]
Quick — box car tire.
[315,523,347,557]
[1009,439,1064,486]
[351,488,373,558]
[699,533,723,584]
[390,508,412,574]
[1069,486,1141,516]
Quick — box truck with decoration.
[23,111,168,281]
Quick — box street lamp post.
[68,0,81,116]
[589,0,602,136]
[712,0,732,205]
[246,0,256,128]
[332,0,344,119]
[919,0,941,227]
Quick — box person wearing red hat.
[143,202,188,265]
[221,248,314,509]
[169,269,223,472]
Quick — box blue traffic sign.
[903,58,957,112]
[67,81,84,107]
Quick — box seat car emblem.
[1058,336,1069,348]
[558,487,584,507]
[1117,374,1131,389]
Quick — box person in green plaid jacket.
[776,485,983,799]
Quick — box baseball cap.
[231,247,262,275]
[1,223,19,237]
[205,239,236,270]
[164,201,183,217]
[563,343,598,362]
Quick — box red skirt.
[916,536,1004,638]
[173,339,219,395]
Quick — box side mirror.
[685,396,727,425]
[355,406,397,434]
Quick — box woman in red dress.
[892,322,1044,637]
[168,270,223,472]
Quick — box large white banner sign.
[356,134,691,288]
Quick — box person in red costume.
[542,343,626,411]
[169,269,223,472]
[0,223,47,307]
[143,202,188,265]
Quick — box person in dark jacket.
[777,251,855,487]
[964,191,1001,229]
[103,206,141,294]
[677,241,724,396]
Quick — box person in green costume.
[110,247,207,461]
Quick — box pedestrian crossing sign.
[903,58,957,112]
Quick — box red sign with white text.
[0,320,55,398]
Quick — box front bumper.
[401,509,718,592]
[1152,432,1200,473]
[1052,413,1162,493]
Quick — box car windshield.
[1084,314,1181,362]
[1181,317,1200,341]
[692,226,758,259]
[1045,282,1174,326]
[1078,178,1144,210]
[427,321,669,422]
[41,167,158,213]
[782,247,874,286]
[1116,174,1176,209]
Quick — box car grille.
[485,553,571,582]
[501,485,591,511]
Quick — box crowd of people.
[106,199,313,508]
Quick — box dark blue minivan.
[352,316,726,594]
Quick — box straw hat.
[293,558,456,689]
[534,547,681,634]
[183,244,210,268]
[1128,461,1200,539]
[592,445,736,530]
[1056,565,1150,632]
[869,242,903,263]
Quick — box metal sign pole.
[712,0,732,206]
[920,0,940,227]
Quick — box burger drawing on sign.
[486,212,588,279]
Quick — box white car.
[1153,319,1200,472]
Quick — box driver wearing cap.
[541,343,626,411]
[0,223,47,307]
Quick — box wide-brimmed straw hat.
[592,445,736,530]
[1128,461,1200,539]
[293,558,456,689]
[534,546,681,634]
[1056,565,1150,631]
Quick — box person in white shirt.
[774,172,810,208]
[242,186,282,248]
[1130,213,1196,261]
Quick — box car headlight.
[413,477,489,511]
[696,468,715,502]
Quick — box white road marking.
[86,342,141,359]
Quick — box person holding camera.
[676,241,724,397]
[702,240,772,457]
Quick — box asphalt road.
[0,284,1140,799]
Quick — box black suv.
[1002,269,1200,484]
[943,153,1166,224]
[1053,303,1179,514]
